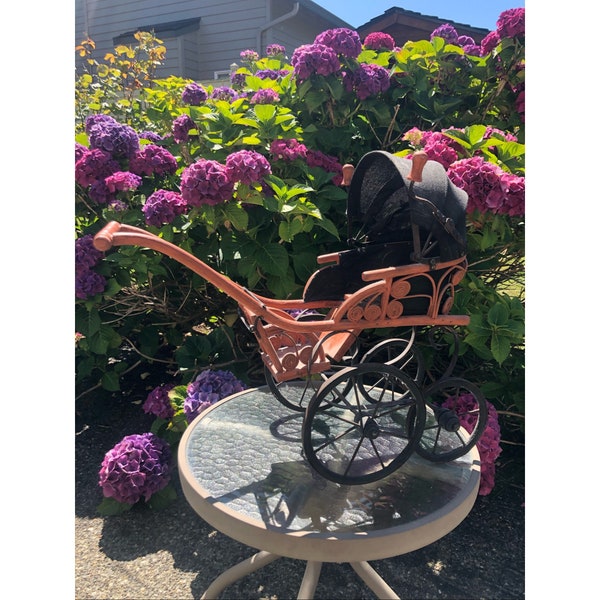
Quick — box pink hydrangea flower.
[363,32,395,51]
[129,145,178,177]
[75,148,119,187]
[104,171,142,193]
[226,150,272,185]
[497,8,525,39]
[270,138,308,161]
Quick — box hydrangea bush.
[76,9,525,505]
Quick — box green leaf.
[278,218,303,242]
[147,484,178,510]
[101,370,120,392]
[314,216,340,239]
[97,497,133,516]
[255,242,289,276]
[220,203,249,231]
[253,104,276,122]
[490,332,511,365]
[487,302,509,327]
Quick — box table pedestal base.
[200,550,400,599]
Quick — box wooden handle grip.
[407,151,428,182]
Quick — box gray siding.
[75,0,351,81]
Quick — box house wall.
[75,0,350,82]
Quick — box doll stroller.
[94,150,488,486]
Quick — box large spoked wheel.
[414,377,488,462]
[302,363,426,485]
[359,335,426,386]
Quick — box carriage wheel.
[413,377,488,462]
[302,363,426,485]
[359,335,426,385]
[264,367,325,412]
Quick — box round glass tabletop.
[178,386,480,562]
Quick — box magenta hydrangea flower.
[139,131,164,143]
[240,49,259,62]
[497,8,525,39]
[226,150,272,185]
[75,148,119,187]
[363,32,395,51]
[255,69,286,80]
[107,199,128,212]
[98,432,173,505]
[172,114,197,143]
[499,172,525,217]
[86,115,140,158]
[104,171,142,193]
[480,31,500,55]
[291,43,341,82]
[181,82,208,105]
[230,72,247,87]
[75,143,87,163]
[266,44,286,56]
[180,159,234,207]
[184,370,246,423]
[419,131,460,170]
[250,88,280,104]
[314,28,362,58]
[142,189,188,226]
[430,24,460,45]
[270,138,308,161]
[448,156,505,215]
[343,63,390,100]
[306,149,343,185]
[143,384,176,420]
[129,145,178,177]
[442,394,501,496]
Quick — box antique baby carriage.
[94,150,488,486]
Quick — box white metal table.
[178,385,480,599]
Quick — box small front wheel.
[302,363,426,485]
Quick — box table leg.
[200,550,281,599]
[349,561,400,599]
[297,561,322,599]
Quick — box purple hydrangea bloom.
[255,69,283,80]
[107,199,128,212]
[84,114,118,134]
[314,28,362,58]
[142,189,188,226]
[139,131,164,143]
[129,145,178,177]
[98,432,173,505]
[226,150,272,185]
[75,148,120,187]
[88,179,114,205]
[442,395,501,496]
[75,269,106,299]
[230,72,247,87]
[180,159,234,207]
[419,131,460,170]
[250,88,280,104]
[266,44,286,56]
[480,31,500,55]
[143,384,176,420]
[210,86,238,102]
[87,117,140,159]
[499,172,525,217]
[184,370,246,423]
[363,32,395,51]
[75,234,103,274]
[270,138,308,161]
[430,24,460,45]
[497,8,525,39]
[343,63,390,100]
[291,44,341,82]
[172,114,197,143]
[181,82,208,105]
[104,171,142,193]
